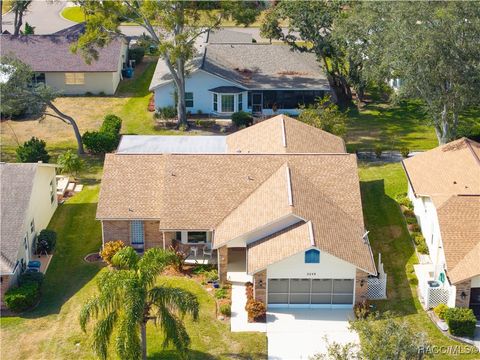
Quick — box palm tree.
[80,247,199,360]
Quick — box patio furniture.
[203,244,213,259]
[190,246,198,258]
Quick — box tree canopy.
[339,1,480,144]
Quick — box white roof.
[117,135,227,154]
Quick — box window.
[305,249,320,263]
[221,94,234,112]
[50,179,55,204]
[130,221,144,245]
[187,232,207,244]
[64,72,85,85]
[185,92,194,107]
[32,73,45,85]
[30,219,35,234]
[213,93,218,111]
[238,93,243,111]
[24,234,28,250]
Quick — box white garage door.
[268,278,354,307]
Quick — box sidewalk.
[230,282,266,333]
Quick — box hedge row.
[82,114,122,154]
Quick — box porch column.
[355,269,369,304]
[254,270,266,305]
[218,246,228,284]
[455,280,471,308]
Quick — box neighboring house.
[150,31,331,116]
[0,163,58,308]
[0,25,128,95]
[97,115,377,309]
[403,138,480,318]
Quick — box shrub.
[413,233,426,246]
[354,300,371,319]
[205,269,219,283]
[232,111,253,128]
[155,106,177,120]
[409,223,420,232]
[178,123,188,132]
[416,242,429,254]
[16,137,50,163]
[195,119,216,128]
[100,240,126,266]
[400,147,410,158]
[444,307,477,337]
[374,145,383,159]
[57,149,83,176]
[406,216,417,225]
[434,304,449,320]
[398,196,413,209]
[18,272,44,286]
[4,281,40,312]
[214,288,228,299]
[128,47,145,64]
[219,303,231,317]
[82,131,119,154]
[36,229,57,254]
[100,114,122,135]
[246,300,266,322]
[402,208,415,217]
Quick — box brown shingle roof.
[402,138,480,200]
[437,195,480,284]
[226,115,346,154]
[0,35,125,72]
[247,222,312,274]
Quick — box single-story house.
[0,162,58,308]
[97,115,377,309]
[403,138,480,318]
[0,27,128,95]
[150,37,331,116]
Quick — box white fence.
[367,253,387,300]
[424,285,451,309]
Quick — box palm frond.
[92,311,117,360]
[138,248,177,287]
[157,303,191,355]
[115,313,142,360]
[79,297,100,332]
[149,286,199,321]
[111,246,140,270]
[96,269,135,315]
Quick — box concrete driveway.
[267,309,359,360]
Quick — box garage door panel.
[268,278,354,307]
[290,279,310,293]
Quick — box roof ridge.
[464,138,480,165]
[213,162,290,229]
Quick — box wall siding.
[102,220,130,245]
[254,270,267,305]
[45,72,117,95]
[144,221,162,249]
[455,280,471,308]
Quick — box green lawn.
[358,162,478,359]
[0,187,266,360]
[61,6,86,22]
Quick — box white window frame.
[30,219,35,234]
[65,72,85,85]
[177,231,211,244]
[50,179,56,204]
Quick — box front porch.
[226,248,252,283]
[172,240,217,265]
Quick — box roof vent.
[453,181,457,184]
[171,172,176,176]
[128,208,134,212]
[247,175,254,181]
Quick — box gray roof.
[150,43,329,90]
[0,35,125,72]
[207,29,253,44]
[52,22,86,37]
[117,135,227,154]
[0,163,37,274]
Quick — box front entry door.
[470,288,480,319]
[252,92,263,114]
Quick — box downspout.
[162,231,165,250]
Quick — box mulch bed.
[84,253,102,263]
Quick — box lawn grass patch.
[359,162,478,359]
[61,6,86,22]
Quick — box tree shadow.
[360,178,418,316]
[148,350,217,359]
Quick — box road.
[1,1,291,42]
